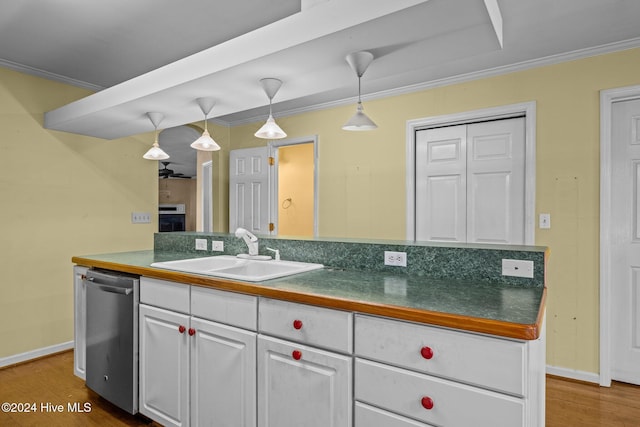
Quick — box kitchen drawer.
[355,358,524,427]
[259,298,353,353]
[191,286,257,331]
[355,402,434,427]
[140,277,190,313]
[355,315,525,396]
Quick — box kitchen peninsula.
[73,233,547,427]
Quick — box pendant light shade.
[143,112,170,160]
[255,78,287,139]
[342,51,378,131]
[191,97,221,151]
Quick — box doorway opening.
[228,136,318,237]
[269,136,318,237]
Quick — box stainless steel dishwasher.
[85,268,139,414]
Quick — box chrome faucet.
[235,227,259,256]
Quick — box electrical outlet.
[131,212,151,223]
[502,259,534,278]
[195,239,208,251]
[211,241,224,252]
[384,251,407,267]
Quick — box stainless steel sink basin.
[150,255,323,282]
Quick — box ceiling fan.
[159,162,191,179]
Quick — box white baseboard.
[546,364,600,384]
[0,341,74,369]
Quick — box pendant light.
[191,97,221,151]
[255,78,287,139]
[342,51,378,131]
[143,112,170,160]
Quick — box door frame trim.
[405,101,537,244]
[599,84,640,386]
[200,160,213,232]
[268,135,319,237]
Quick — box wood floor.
[1,351,639,426]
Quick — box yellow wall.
[226,48,640,375]
[278,143,314,237]
[5,47,640,375]
[0,67,158,359]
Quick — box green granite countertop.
[73,250,545,340]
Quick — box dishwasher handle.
[86,277,133,295]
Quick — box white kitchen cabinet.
[139,277,257,427]
[139,303,190,427]
[356,358,524,426]
[257,335,352,427]
[190,316,256,427]
[355,402,434,427]
[73,265,88,380]
[354,314,546,427]
[257,298,353,427]
[258,297,353,353]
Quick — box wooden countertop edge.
[73,256,546,341]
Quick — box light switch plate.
[502,259,534,278]
[539,213,551,229]
[211,241,224,251]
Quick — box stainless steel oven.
[159,203,186,232]
[85,269,139,414]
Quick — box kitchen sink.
[150,255,323,282]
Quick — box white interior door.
[611,98,640,385]
[229,147,270,234]
[415,126,467,242]
[415,117,525,244]
[466,118,525,244]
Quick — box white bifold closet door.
[415,117,525,244]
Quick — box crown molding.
[0,58,104,92]
[226,36,640,127]
[5,35,640,128]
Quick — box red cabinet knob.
[420,346,434,360]
[188,328,196,336]
[178,325,186,334]
[292,350,302,360]
[421,396,434,410]
[293,319,303,330]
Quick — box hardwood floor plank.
[0,351,156,426]
[546,375,640,427]
[2,351,640,426]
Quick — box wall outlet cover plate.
[501,259,534,278]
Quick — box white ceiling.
[2,0,640,143]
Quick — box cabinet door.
[139,304,190,427]
[191,317,257,427]
[257,335,352,427]
[73,266,88,380]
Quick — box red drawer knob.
[421,396,434,410]
[293,319,303,330]
[421,346,434,360]
[292,350,302,360]
[188,328,196,336]
[178,325,186,334]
